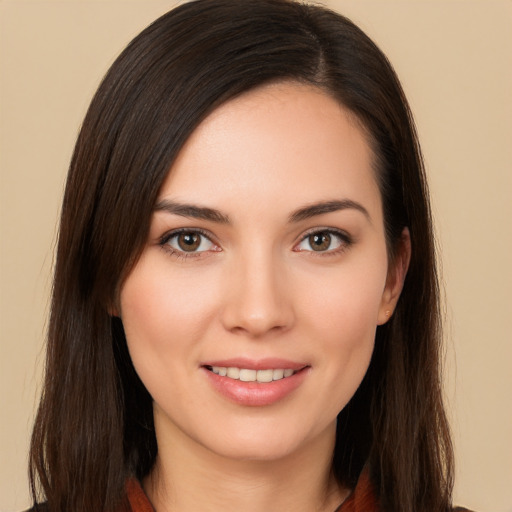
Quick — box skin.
[119,82,410,512]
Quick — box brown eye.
[164,230,216,254]
[308,233,331,251]
[177,233,201,251]
[295,229,350,253]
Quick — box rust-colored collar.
[125,478,154,512]
[336,469,378,512]
[125,468,377,512]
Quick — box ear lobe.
[108,307,119,318]
[377,227,411,325]
[107,298,121,318]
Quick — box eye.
[295,229,351,253]
[161,229,217,254]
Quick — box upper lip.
[201,357,308,371]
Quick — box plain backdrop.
[1,1,511,511]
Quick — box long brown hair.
[29,1,453,511]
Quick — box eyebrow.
[288,199,371,223]
[154,199,231,223]
[153,198,370,224]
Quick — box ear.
[107,296,121,318]
[377,227,411,325]
[108,306,119,318]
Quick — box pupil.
[178,233,200,251]
[310,233,331,251]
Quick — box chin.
[208,438,303,463]
[196,417,334,464]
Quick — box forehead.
[158,82,381,220]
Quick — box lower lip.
[202,367,309,406]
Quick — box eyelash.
[159,228,219,260]
[294,228,353,256]
[158,227,353,260]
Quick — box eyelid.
[293,227,353,253]
[159,227,221,257]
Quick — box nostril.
[219,277,295,336]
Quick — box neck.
[144,420,348,512]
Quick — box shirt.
[125,470,377,512]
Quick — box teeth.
[226,367,240,379]
[208,366,297,383]
[239,369,257,381]
[272,369,284,380]
[257,369,273,383]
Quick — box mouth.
[202,362,310,406]
[201,358,310,406]
[204,365,298,383]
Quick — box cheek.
[121,257,218,339]
[119,255,227,394]
[301,254,388,337]
[296,254,387,404]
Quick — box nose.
[220,249,295,338]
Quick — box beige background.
[1,1,511,511]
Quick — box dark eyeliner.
[158,228,217,259]
[297,227,354,255]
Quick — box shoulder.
[453,507,476,512]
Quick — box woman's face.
[120,82,403,462]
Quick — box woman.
[28,1,469,511]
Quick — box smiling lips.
[202,360,309,406]
[207,366,296,383]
